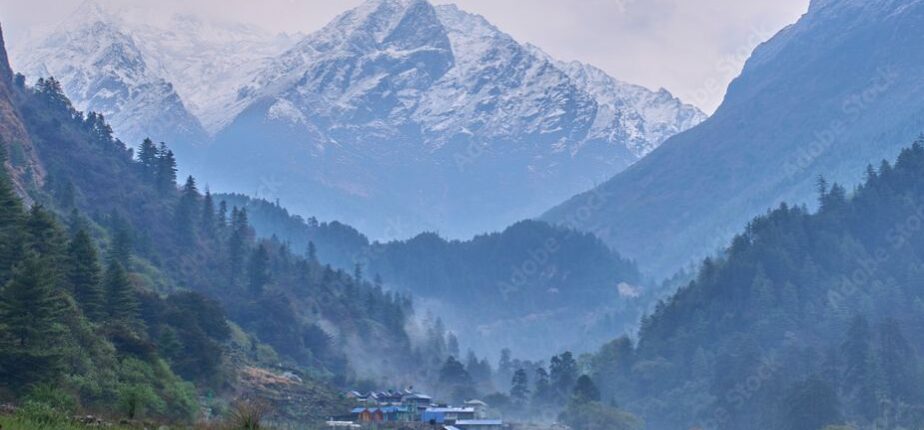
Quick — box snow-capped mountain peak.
[12,4,208,150]
[14,0,707,239]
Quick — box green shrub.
[16,400,69,426]
[117,384,163,420]
[25,383,78,415]
[228,400,270,430]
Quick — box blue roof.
[456,420,503,426]
[426,407,475,413]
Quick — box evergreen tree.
[439,355,471,384]
[840,315,878,420]
[0,254,65,348]
[104,261,139,324]
[447,332,460,359]
[175,176,199,243]
[550,351,579,399]
[157,326,182,360]
[465,350,492,388]
[782,378,841,430]
[0,254,66,386]
[498,348,514,390]
[511,368,530,403]
[201,189,216,237]
[816,176,829,206]
[878,318,918,404]
[572,375,601,402]
[0,146,24,284]
[67,230,104,320]
[305,242,317,264]
[248,244,271,295]
[439,355,475,403]
[107,213,133,267]
[49,177,77,210]
[533,367,553,406]
[155,143,177,195]
[35,77,71,109]
[217,200,228,229]
[228,207,249,283]
[23,205,68,273]
[137,138,158,180]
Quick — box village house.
[352,407,384,423]
[350,406,412,423]
[421,407,476,424]
[346,388,493,426]
[402,393,433,412]
[463,399,488,418]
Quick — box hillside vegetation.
[581,140,924,429]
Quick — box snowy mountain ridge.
[13,0,707,239]
[10,0,300,141]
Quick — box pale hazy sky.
[0,0,809,113]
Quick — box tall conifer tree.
[67,229,104,320]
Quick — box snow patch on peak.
[267,98,307,126]
[555,59,706,157]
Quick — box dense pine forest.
[218,193,645,358]
[0,34,453,425]
[568,142,924,429]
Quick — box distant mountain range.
[12,0,705,240]
[11,2,299,157]
[545,0,924,277]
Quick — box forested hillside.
[0,23,437,425]
[214,193,645,359]
[581,140,924,429]
[0,146,206,423]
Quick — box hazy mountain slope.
[215,193,648,359]
[544,0,924,277]
[586,141,924,429]
[367,221,645,359]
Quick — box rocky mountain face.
[0,24,43,198]
[13,0,704,239]
[545,0,924,277]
